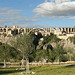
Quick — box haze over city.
[0,0,75,28]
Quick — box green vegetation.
[0,42,20,62]
[0,67,24,75]
[35,49,47,62]
[0,32,75,64]
[35,44,67,62]
[48,49,56,62]
[3,33,7,37]
[0,32,75,74]
[43,33,61,44]
[8,28,11,31]
[69,35,75,44]
[54,44,67,62]
[31,65,75,75]
[11,34,35,72]
[35,49,56,62]
[0,65,75,75]
[11,34,35,60]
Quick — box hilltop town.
[0,26,75,49]
[0,26,75,39]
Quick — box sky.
[0,0,75,28]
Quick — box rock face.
[43,44,53,50]
[0,35,15,45]
[36,39,43,50]
[36,38,53,50]
[36,37,53,50]
[62,39,75,49]
[50,39,75,49]
[36,38,75,50]
[0,35,75,50]
[0,35,11,43]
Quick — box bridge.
[0,26,75,35]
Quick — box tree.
[35,49,47,62]
[0,43,19,67]
[43,33,61,44]
[66,48,73,61]
[0,44,10,67]
[11,34,35,73]
[54,44,66,63]
[35,49,56,63]
[47,49,56,62]
[69,35,75,44]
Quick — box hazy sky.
[0,0,75,28]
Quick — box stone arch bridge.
[0,26,75,35]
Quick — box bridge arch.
[28,28,48,33]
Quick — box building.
[0,26,75,39]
